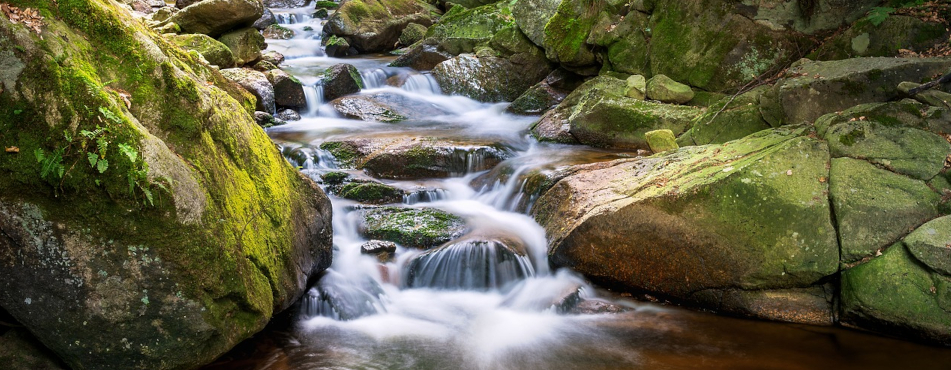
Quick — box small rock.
[262,24,294,40]
[260,50,285,66]
[251,60,278,72]
[645,129,678,153]
[275,108,301,121]
[322,63,363,101]
[266,69,307,108]
[253,8,277,30]
[253,111,285,127]
[626,75,647,100]
[360,240,398,262]
[646,74,694,104]
[221,68,275,113]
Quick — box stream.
[203,6,951,369]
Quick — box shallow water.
[203,7,951,369]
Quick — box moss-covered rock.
[218,27,266,66]
[507,68,585,115]
[829,157,943,263]
[534,128,839,312]
[358,207,468,249]
[423,2,513,55]
[840,243,951,346]
[262,24,295,40]
[221,68,275,113]
[167,0,264,37]
[602,10,651,76]
[904,215,951,276]
[511,0,560,48]
[0,1,332,369]
[540,0,610,74]
[644,129,677,153]
[398,22,427,47]
[646,74,694,104]
[323,0,437,53]
[823,119,951,181]
[266,69,307,108]
[760,57,951,126]
[322,63,363,101]
[530,75,628,144]
[811,15,950,61]
[338,182,405,204]
[677,87,771,146]
[171,33,236,68]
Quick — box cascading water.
[202,5,951,369]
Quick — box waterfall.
[302,84,324,116]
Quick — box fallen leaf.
[5,146,19,153]
[786,169,793,176]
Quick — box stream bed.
[205,6,951,369]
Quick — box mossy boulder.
[530,75,628,144]
[511,0,560,48]
[566,76,702,150]
[646,74,694,104]
[329,92,450,122]
[644,129,677,153]
[424,2,514,55]
[170,33,236,68]
[539,0,612,74]
[338,182,405,204]
[323,0,437,53]
[358,207,468,249]
[840,243,951,346]
[601,10,651,77]
[433,51,551,102]
[811,15,950,61]
[266,69,307,108]
[218,27,266,66]
[262,24,295,40]
[677,86,771,146]
[533,128,839,318]
[760,57,951,126]
[823,119,951,181]
[829,157,944,264]
[252,8,277,30]
[221,68,275,113]
[398,22,427,47]
[904,215,951,276]
[0,1,332,369]
[167,0,264,37]
[322,63,363,101]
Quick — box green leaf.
[119,143,137,163]
[13,109,22,115]
[867,7,894,26]
[142,187,154,206]
[34,148,45,163]
[98,106,123,124]
[97,158,109,174]
[87,152,98,167]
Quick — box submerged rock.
[171,33,236,68]
[358,207,468,249]
[322,63,363,101]
[360,240,398,262]
[167,0,264,37]
[0,2,332,368]
[252,7,277,30]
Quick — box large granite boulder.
[323,0,437,53]
[423,2,512,55]
[167,0,264,37]
[0,1,332,369]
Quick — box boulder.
[322,63,363,101]
[507,68,585,115]
[841,242,951,346]
[262,24,295,40]
[329,93,450,122]
[221,68,276,113]
[533,128,839,317]
[218,27,266,66]
[358,207,468,249]
[511,0,560,48]
[252,60,278,72]
[338,182,405,204]
[149,6,177,22]
[531,75,630,144]
[171,33,236,68]
[323,0,436,53]
[760,57,951,126]
[644,129,678,153]
[677,86,772,146]
[598,11,652,77]
[398,22,427,47]
[390,44,451,71]
[646,74,694,104]
[276,108,301,121]
[167,0,264,37]
[252,7,277,30]
[266,69,307,108]
[811,15,950,61]
[423,2,511,55]
[0,2,332,368]
[904,215,951,276]
[323,36,357,57]
[538,0,610,74]
[319,137,512,178]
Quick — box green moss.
[319,141,359,167]
[320,171,350,184]
[314,0,339,9]
[360,207,467,249]
[338,182,403,204]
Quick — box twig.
[907,70,951,96]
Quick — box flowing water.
[203,7,951,369]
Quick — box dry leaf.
[5,146,19,153]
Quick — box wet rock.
[690,285,836,325]
[276,108,301,121]
[167,0,264,37]
[390,44,451,71]
[262,24,295,40]
[760,57,951,126]
[406,236,531,290]
[218,27,266,66]
[841,242,951,346]
[424,2,511,55]
[360,240,398,263]
[322,63,364,101]
[323,0,436,53]
[252,60,279,72]
[260,50,286,66]
[646,74,694,104]
[399,22,427,47]
[358,207,468,249]
[323,36,357,57]
[309,271,385,320]
[266,69,307,108]
[433,53,549,103]
[338,182,405,204]
[677,86,772,146]
[171,33,236,68]
[357,138,512,179]
[221,68,276,113]
[829,157,943,263]
[252,7,277,30]
[320,171,351,186]
[313,8,329,18]
[644,129,678,153]
[534,128,839,312]
[569,299,628,315]
[329,92,449,122]
[253,111,286,127]
[531,109,578,144]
